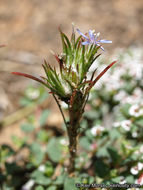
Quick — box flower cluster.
[77,29,112,50]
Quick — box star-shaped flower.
[77,29,112,50]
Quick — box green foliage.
[30,142,45,166]
[21,123,35,133]
[64,177,77,190]
[46,186,57,190]
[95,160,110,178]
[39,110,51,126]
[35,186,44,190]
[46,138,63,163]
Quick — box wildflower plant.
[12,26,116,174]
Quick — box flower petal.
[89,30,95,41]
[98,39,112,43]
[76,29,89,40]
[96,44,105,51]
[82,41,90,45]
[100,46,105,51]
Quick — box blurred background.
[0,0,143,144]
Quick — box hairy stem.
[67,122,79,174]
[67,92,85,174]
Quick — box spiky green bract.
[12,27,115,105]
[59,27,101,83]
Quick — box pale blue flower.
[77,29,112,50]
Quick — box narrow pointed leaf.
[11,72,47,86]
[86,61,116,92]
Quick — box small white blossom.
[113,121,121,128]
[114,90,127,101]
[38,165,45,172]
[130,166,139,175]
[132,131,138,138]
[90,125,105,136]
[26,88,40,99]
[135,150,140,155]
[133,88,142,99]
[79,157,84,162]
[60,138,69,146]
[140,145,143,153]
[138,162,143,171]
[119,179,127,184]
[125,145,132,149]
[121,120,131,131]
[129,104,143,117]
[122,96,135,104]
[90,143,97,150]
[61,102,68,109]
[119,176,126,184]
[22,179,35,190]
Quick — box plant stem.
[67,91,85,174]
[67,122,79,174]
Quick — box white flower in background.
[125,145,132,150]
[140,145,143,153]
[122,96,135,104]
[114,90,127,101]
[133,88,142,99]
[38,165,45,172]
[138,162,143,171]
[61,101,68,109]
[60,138,69,146]
[90,143,97,150]
[121,120,131,131]
[113,121,121,128]
[22,179,35,190]
[135,150,140,155]
[129,104,143,117]
[130,163,143,176]
[132,131,138,138]
[119,179,127,184]
[79,157,84,162]
[130,166,139,175]
[26,88,40,99]
[90,125,105,136]
[119,176,126,184]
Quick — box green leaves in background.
[46,138,63,163]
[31,170,51,186]
[79,137,91,151]
[46,186,57,190]
[37,130,50,143]
[11,135,26,148]
[35,186,44,190]
[30,142,45,166]
[21,123,35,133]
[1,145,15,163]
[39,110,51,126]
[107,147,121,164]
[64,177,77,190]
[94,160,109,178]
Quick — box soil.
[0,0,143,144]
